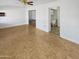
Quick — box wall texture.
[0,0,23,6]
[0,0,27,28]
[0,6,26,28]
[36,1,58,32]
[60,0,79,44]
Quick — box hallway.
[0,25,79,59]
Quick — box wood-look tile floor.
[51,26,60,36]
[0,25,79,59]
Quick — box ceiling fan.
[19,0,33,5]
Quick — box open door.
[28,10,36,27]
[49,7,60,36]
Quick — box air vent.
[0,12,5,17]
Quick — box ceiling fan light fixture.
[19,0,33,5]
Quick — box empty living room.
[0,0,79,59]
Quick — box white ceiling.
[33,0,56,5]
[0,0,56,6]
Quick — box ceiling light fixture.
[19,0,33,5]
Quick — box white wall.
[0,0,23,7]
[60,0,79,44]
[36,1,59,32]
[0,6,26,28]
[36,5,49,32]
[27,5,36,10]
[0,0,28,28]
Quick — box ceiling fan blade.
[27,1,33,5]
[19,0,33,5]
[28,1,33,3]
[28,4,33,5]
[27,3,33,5]
[27,1,33,4]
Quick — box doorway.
[28,10,36,27]
[49,7,60,36]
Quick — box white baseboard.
[60,35,79,44]
[36,26,49,32]
[0,23,27,29]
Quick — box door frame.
[28,10,36,26]
[48,7,60,35]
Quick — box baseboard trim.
[36,26,49,32]
[60,35,79,44]
[0,23,27,29]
